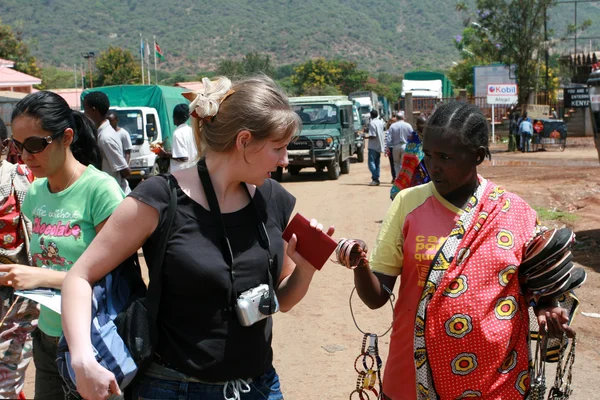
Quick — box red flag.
[155,42,164,60]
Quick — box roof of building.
[0,58,15,68]
[174,81,204,92]
[0,66,41,86]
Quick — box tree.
[216,52,274,78]
[0,19,41,79]
[456,1,590,105]
[216,59,244,78]
[291,58,367,95]
[95,46,141,86]
[448,25,503,95]
[242,52,274,77]
[376,73,404,102]
[41,67,76,89]
[336,61,368,94]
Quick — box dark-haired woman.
[346,102,577,399]
[1,91,124,399]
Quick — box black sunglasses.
[12,134,59,154]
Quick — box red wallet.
[282,213,337,270]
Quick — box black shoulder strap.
[146,175,177,345]
[197,159,234,266]
[197,158,276,312]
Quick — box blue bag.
[56,176,177,393]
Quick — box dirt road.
[23,139,600,399]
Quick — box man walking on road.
[385,115,398,183]
[107,111,133,164]
[387,111,413,176]
[83,92,131,194]
[366,109,386,186]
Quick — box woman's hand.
[286,218,334,270]
[0,265,41,290]
[72,358,121,400]
[335,239,369,270]
[535,305,575,338]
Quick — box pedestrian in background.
[83,92,131,194]
[157,104,198,172]
[390,115,429,200]
[0,116,36,400]
[508,112,519,152]
[385,115,397,183]
[519,112,533,153]
[387,111,413,177]
[107,111,133,165]
[366,109,386,186]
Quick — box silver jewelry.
[64,164,80,190]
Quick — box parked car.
[273,96,361,181]
[352,104,365,163]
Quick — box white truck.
[82,85,189,187]
[349,91,379,127]
[401,79,443,99]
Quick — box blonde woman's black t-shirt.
[129,174,296,382]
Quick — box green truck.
[274,96,362,181]
[81,85,189,185]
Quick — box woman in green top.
[1,91,125,400]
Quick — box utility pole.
[575,1,578,57]
[544,5,549,104]
[81,52,95,88]
[73,64,78,109]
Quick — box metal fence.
[411,96,512,123]
[411,96,564,122]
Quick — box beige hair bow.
[182,77,235,121]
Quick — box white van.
[110,106,163,185]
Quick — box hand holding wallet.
[282,213,337,270]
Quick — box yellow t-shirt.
[370,182,462,400]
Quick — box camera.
[235,284,279,327]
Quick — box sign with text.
[487,84,518,105]
[564,87,589,108]
[526,104,551,120]
[474,65,517,96]
[590,94,600,104]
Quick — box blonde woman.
[62,76,333,400]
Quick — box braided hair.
[426,102,492,160]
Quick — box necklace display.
[334,239,394,400]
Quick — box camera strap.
[197,158,277,314]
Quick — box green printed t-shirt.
[22,165,125,337]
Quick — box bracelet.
[335,238,369,270]
[355,354,374,373]
[349,389,370,400]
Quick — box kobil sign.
[487,84,518,105]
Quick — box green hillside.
[1,0,599,74]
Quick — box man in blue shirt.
[518,112,533,153]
